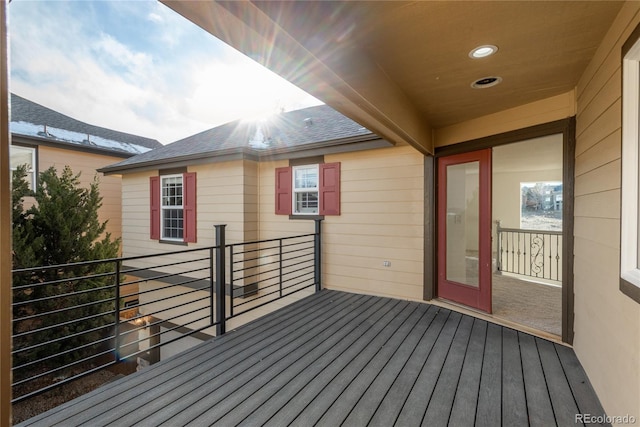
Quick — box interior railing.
[11,220,322,403]
[496,221,562,283]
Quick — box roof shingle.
[10,94,162,154]
[101,104,377,171]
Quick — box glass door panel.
[445,161,480,287]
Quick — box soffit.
[163,1,623,153]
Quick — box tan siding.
[575,129,621,177]
[575,100,621,157]
[574,189,620,220]
[258,145,425,301]
[434,90,576,147]
[574,159,620,197]
[37,145,125,241]
[575,68,620,139]
[573,1,640,419]
[121,162,257,288]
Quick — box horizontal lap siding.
[121,162,248,276]
[259,145,425,301]
[574,1,640,419]
[38,146,125,241]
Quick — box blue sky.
[9,0,322,144]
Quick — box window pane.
[10,146,36,189]
[294,167,318,189]
[295,192,319,214]
[162,209,184,239]
[10,146,34,169]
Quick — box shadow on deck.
[17,290,607,426]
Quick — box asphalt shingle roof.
[10,94,162,154]
[101,104,377,172]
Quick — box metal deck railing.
[11,221,322,403]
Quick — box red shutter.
[275,167,292,215]
[183,172,197,243]
[150,176,160,240]
[319,162,340,215]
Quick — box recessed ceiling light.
[471,76,502,89]
[469,45,498,59]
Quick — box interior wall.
[574,1,640,419]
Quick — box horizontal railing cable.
[11,222,322,403]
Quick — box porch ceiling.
[161,1,623,155]
[18,290,605,426]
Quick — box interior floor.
[491,272,562,337]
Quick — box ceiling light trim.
[469,45,498,59]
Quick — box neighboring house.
[100,105,411,358]
[9,93,162,240]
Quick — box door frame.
[423,117,576,343]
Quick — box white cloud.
[9,1,322,145]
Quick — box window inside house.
[519,181,563,230]
[161,174,184,240]
[10,145,36,188]
[620,23,640,302]
[293,165,319,214]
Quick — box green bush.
[12,165,121,392]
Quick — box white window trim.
[160,174,184,242]
[292,164,319,215]
[621,37,640,289]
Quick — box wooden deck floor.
[18,290,607,427]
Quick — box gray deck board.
[502,327,529,426]
[421,314,474,426]
[475,322,503,427]
[519,332,556,427]
[448,319,487,427]
[238,297,410,426]
[266,299,418,427]
[18,289,608,427]
[394,311,462,426]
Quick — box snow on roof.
[11,121,152,155]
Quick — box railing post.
[229,245,234,318]
[209,247,215,327]
[114,260,121,363]
[279,238,283,298]
[314,219,322,292]
[215,224,227,336]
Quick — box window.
[293,165,319,214]
[620,22,640,303]
[150,172,196,243]
[275,162,340,216]
[10,145,36,188]
[161,175,184,240]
